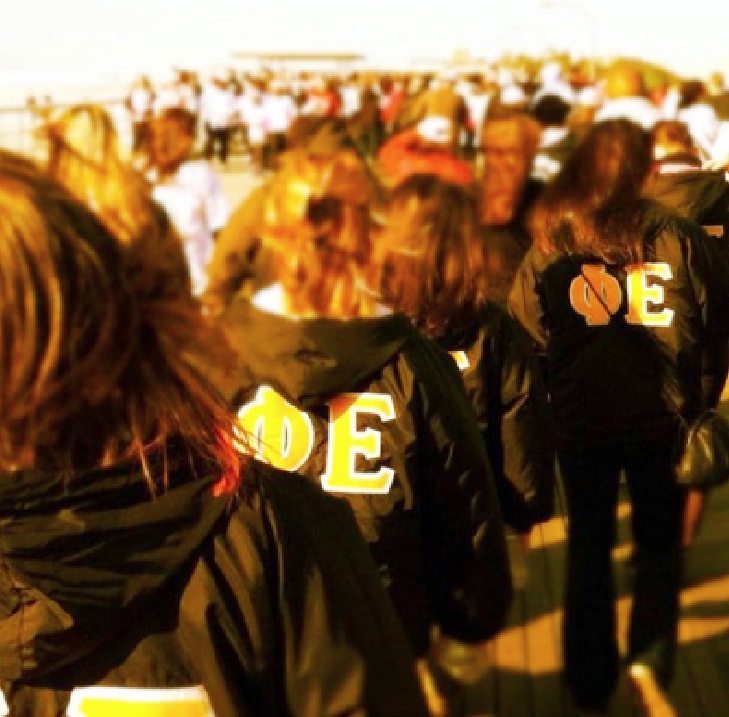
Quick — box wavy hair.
[377,174,488,338]
[529,119,651,263]
[0,151,241,492]
[256,148,381,318]
[44,103,158,246]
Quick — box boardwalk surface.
[460,477,729,717]
[214,161,729,717]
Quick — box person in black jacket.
[644,119,729,410]
[207,147,513,716]
[0,149,428,717]
[509,119,729,717]
[376,173,555,543]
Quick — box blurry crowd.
[0,52,728,717]
[124,59,729,173]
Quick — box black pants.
[203,124,232,164]
[559,436,682,710]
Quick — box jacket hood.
[645,168,729,227]
[0,450,227,680]
[220,299,413,408]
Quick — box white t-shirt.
[238,95,269,145]
[152,160,230,296]
[128,87,154,122]
[200,83,237,129]
[263,93,297,134]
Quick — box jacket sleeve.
[684,219,729,340]
[489,308,556,531]
[406,337,512,646]
[507,244,549,355]
[681,218,729,407]
[179,467,428,717]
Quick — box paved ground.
[460,476,729,717]
[214,156,265,211]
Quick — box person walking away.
[509,119,729,717]
[0,149,429,717]
[200,68,238,165]
[207,147,513,716]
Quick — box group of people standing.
[0,54,728,717]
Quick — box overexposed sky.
[3,0,729,89]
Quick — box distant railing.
[0,96,133,158]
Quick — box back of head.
[708,71,726,95]
[531,119,651,261]
[0,150,239,486]
[44,103,154,245]
[679,79,707,108]
[377,173,488,337]
[651,119,696,159]
[256,148,379,318]
[605,65,646,99]
[531,93,572,127]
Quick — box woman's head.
[0,150,239,488]
[44,103,154,244]
[530,119,651,261]
[377,174,488,337]
[256,148,379,318]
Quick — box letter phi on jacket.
[569,262,674,328]
[237,385,396,494]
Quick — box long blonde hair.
[257,148,381,318]
[44,103,157,245]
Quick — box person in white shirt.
[153,69,183,116]
[237,82,269,172]
[261,80,297,170]
[200,68,238,165]
[126,75,155,155]
[149,107,230,296]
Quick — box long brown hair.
[256,148,380,318]
[0,151,240,491]
[529,119,651,263]
[377,174,489,338]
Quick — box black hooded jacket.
[0,449,428,717]
[215,300,512,655]
[644,164,729,405]
[509,202,729,449]
[644,159,729,242]
[438,303,556,532]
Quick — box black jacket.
[216,300,512,655]
[509,202,729,449]
[0,449,427,717]
[644,162,729,405]
[645,158,729,242]
[439,303,556,532]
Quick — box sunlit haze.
[3,0,728,100]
